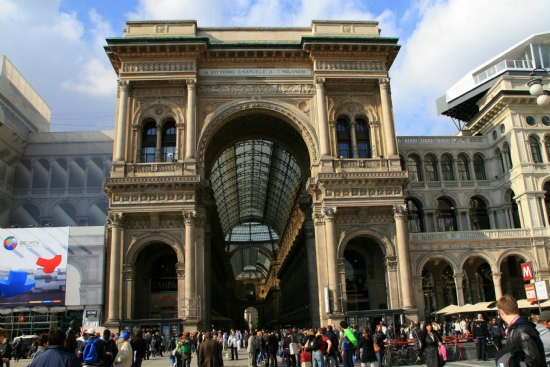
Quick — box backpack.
[83,338,100,364]
[320,335,329,354]
[181,338,191,355]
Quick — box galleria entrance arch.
[103,19,413,331]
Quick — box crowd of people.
[0,295,549,367]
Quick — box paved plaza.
[10,348,496,367]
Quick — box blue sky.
[1,0,549,136]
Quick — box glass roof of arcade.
[211,140,301,279]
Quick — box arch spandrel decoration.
[131,98,185,127]
[125,231,185,265]
[197,100,320,166]
[414,252,461,278]
[328,97,379,122]
[337,226,396,259]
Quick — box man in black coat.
[266,332,278,367]
[131,331,147,367]
[472,314,490,361]
[496,295,547,367]
[66,320,79,355]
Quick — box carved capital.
[324,207,336,222]
[370,120,380,127]
[122,264,136,280]
[183,211,196,226]
[186,79,197,89]
[315,77,325,86]
[132,123,141,131]
[313,212,325,226]
[384,255,397,272]
[176,122,185,129]
[118,79,130,91]
[492,272,502,280]
[378,78,390,88]
[393,204,408,219]
[176,263,185,280]
[107,213,124,229]
[337,258,346,273]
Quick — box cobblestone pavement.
[11,348,495,367]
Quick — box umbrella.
[517,299,538,309]
[444,304,471,315]
[432,304,458,315]
[540,300,550,308]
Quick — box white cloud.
[0,0,117,131]
[391,0,550,136]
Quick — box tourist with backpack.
[114,333,132,367]
[176,332,193,367]
[78,328,107,367]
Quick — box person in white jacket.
[115,332,133,367]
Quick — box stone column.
[185,79,197,159]
[493,272,503,299]
[131,124,141,163]
[176,123,185,161]
[454,273,465,306]
[328,120,337,157]
[155,123,162,162]
[349,120,359,158]
[176,262,185,317]
[393,204,414,309]
[123,264,136,320]
[370,121,380,158]
[379,79,397,157]
[323,207,341,312]
[115,81,130,162]
[468,159,477,180]
[313,211,329,323]
[106,214,123,325]
[303,213,321,326]
[183,211,196,317]
[315,78,330,156]
[452,158,460,181]
[384,256,400,308]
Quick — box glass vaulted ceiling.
[211,140,302,279]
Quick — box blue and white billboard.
[0,227,69,307]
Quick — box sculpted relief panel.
[121,61,196,73]
[314,60,385,71]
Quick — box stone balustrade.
[409,228,533,242]
[397,136,487,147]
[127,162,183,176]
[333,158,389,172]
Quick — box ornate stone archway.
[197,99,320,167]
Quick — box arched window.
[355,118,371,158]
[469,196,491,230]
[336,118,351,158]
[406,198,424,233]
[141,120,157,163]
[436,197,457,232]
[502,142,513,169]
[529,136,543,163]
[399,155,405,171]
[87,157,104,187]
[510,190,521,229]
[424,155,438,181]
[473,154,486,180]
[32,159,50,189]
[441,154,454,181]
[407,155,422,181]
[50,159,68,188]
[457,154,470,180]
[68,158,86,188]
[162,120,176,162]
[545,136,550,162]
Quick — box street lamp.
[527,67,550,106]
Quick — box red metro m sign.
[522,263,534,281]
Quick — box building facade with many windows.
[1,25,549,330]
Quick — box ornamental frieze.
[197,84,316,96]
[315,60,385,71]
[121,61,196,73]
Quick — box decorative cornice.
[315,60,385,72]
[121,61,195,73]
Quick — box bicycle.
[443,336,465,362]
[382,340,418,366]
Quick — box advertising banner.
[0,227,69,307]
[535,280,550,300]
[525,284,537,302]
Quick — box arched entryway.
[461,255,496,304]
[133,243,179,320]
[499,254,528,300]
[421,258,457,319]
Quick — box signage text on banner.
[522,263,534,281]
[535,280,550,301]
[526,284,537,302]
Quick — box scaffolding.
[0,312,58,339]
[177,296,202,321]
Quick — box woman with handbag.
[373,325,386,364]
[356,327,377,367]
[300,330,317,367]
[417,324,443,367]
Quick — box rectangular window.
[424,165,438,181]
[441,162,454,181]
[142,146,156,163]
[162,145,176,162]
[338,142,351,158]
[357,142,369,158]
